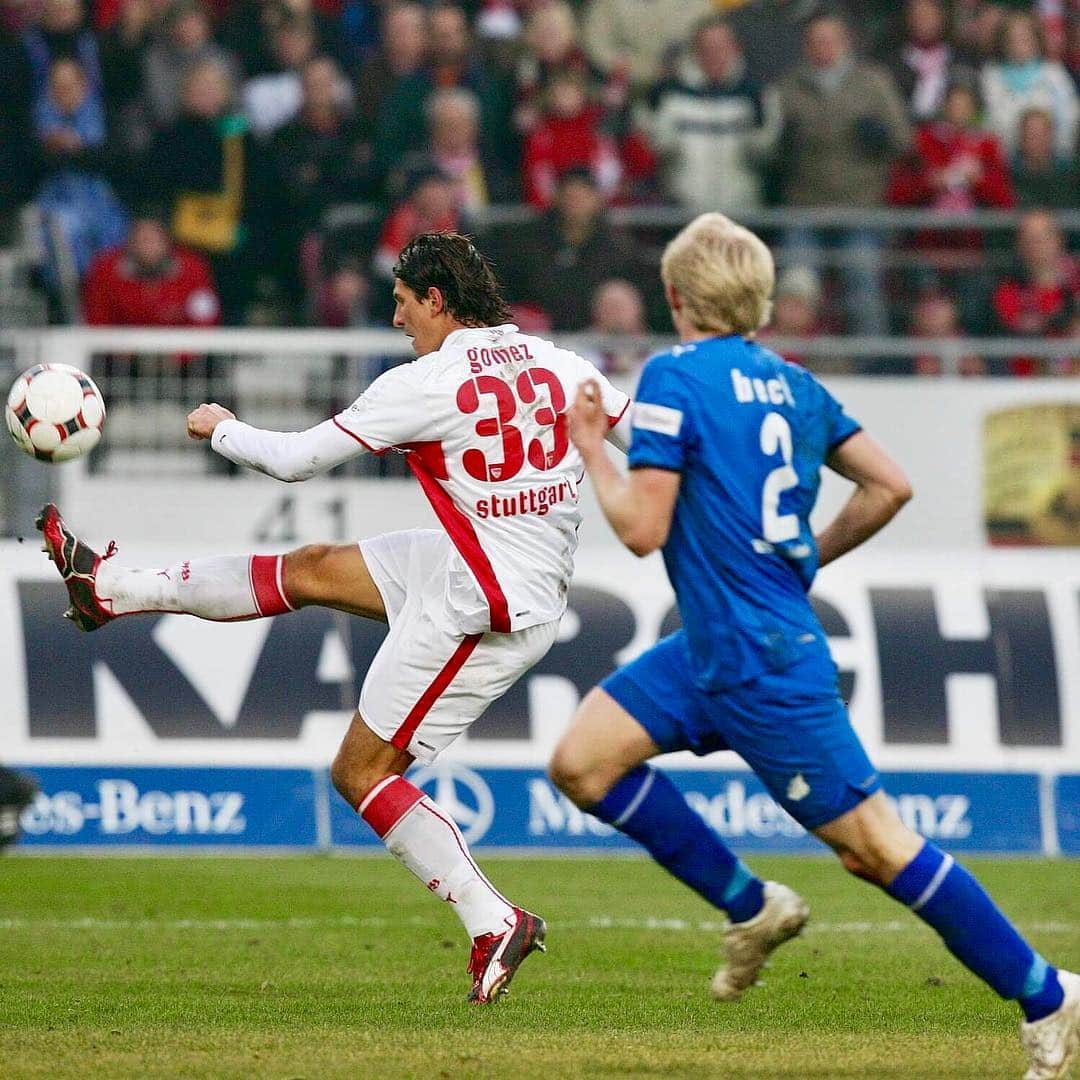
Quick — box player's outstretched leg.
[38,503,296,630]
[816,793,1080,1079]
[333,714,546,1005]
[37,504,386,630]
[551,686,808,1001]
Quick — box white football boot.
[1021,970,1080,1079]
[711,880,810,1002]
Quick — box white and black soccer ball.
[5,363,106,463]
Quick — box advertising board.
[4,542,1076,853]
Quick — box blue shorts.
[601,631,880,831]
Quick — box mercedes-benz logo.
[408,763,495,844]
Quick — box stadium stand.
[0,0,1074,358]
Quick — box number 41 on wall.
[252,496,348,544]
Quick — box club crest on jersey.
[787,774,811,801]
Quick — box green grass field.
[1,856,1077,1079]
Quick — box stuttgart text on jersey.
[475,475,580,520]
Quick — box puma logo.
[427,878,457,903]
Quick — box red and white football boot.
[36,503,116,632]
[467,906,547,1005]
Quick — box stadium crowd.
[0,0,1077,372]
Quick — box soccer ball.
[5,363,106,463]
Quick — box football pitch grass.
[2,856,1077,1079]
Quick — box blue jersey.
[628,335,860,692]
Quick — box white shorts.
[358,529,560,763]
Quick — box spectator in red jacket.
[83,213,220,326]
[993,209,1079,347]
[372,165,460,282]
[522,69,620,208]
[888,80,1015,212]
[522,68,654,208]
[83,211,228,443]
[888,79,1014,277]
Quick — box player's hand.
[187,403,236,441]
[567,379,608,460]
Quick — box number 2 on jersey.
[456,368,568,483]
[759,412,799,542]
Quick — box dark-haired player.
[38,233,632,1005]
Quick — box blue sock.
[887,842,1064,1021]
[591,765,765,923]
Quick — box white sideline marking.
[0,916,1076,934]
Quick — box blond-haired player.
[38,233,631,1005]
[553,213,1079,1079]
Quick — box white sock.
[360,775,515,939]
[95,554,294,620]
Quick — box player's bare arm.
[568,379,680,557]
[815,431,913,569]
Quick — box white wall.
[4,541,1078,772]
[44,377,1080,551]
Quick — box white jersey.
[333,324,629,634]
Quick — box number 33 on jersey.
[332,324,630,636]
